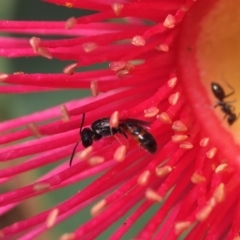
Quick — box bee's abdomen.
[123,124,157,154]
[140,131,157,153]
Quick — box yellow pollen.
[163,14,176,28]
[83,42,98,53]
[155,165,172,177]
[168,92,180,105]
[29,37,41,53]
[215,163,228,173]
[191,172,206,184]
[206,147,217,159]
[167,77,177,88]
[172,120,188,132]
[60,233,75,240]
[110,111,120,128]
[125,61,134,70]
[196,205,213,221]
[131,35,146,46]
[209,197,217,208]
[174,221,191,235]
[90,80,99,97]
[13,71,24,75]
[114,145,127,162]
[171,134,188,143]
[109,61,126,71]
[91,199,106,217]
[144,106,159,117]
[180,141,193,149]
[65,2,73,8]
[111,3,124,16]
[79,146,93,160]
[156,44,169,52]
[181,5,189,12]
[33,182,50,191]
[117,69,129,78]
[145,188,162,202]
[28,123,42,138]
[88,156,105,166]
[65,17,76,29]
[199,137,210,147]
[213,183,225,203]
[157,112,172,124]
[60,105,70,122]
[63,63,78,75]
[37,47,53,59]
[46,208,59,228]
[137,170,151,186]
[0,73,8,81]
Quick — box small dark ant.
[211,82,239,125]
[69,114,157,166]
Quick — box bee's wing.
[122,118,151,128]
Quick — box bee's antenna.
[80,113,85,134]
[69,141,80,166]
[69,113,86,166]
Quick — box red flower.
[0,0,240,239]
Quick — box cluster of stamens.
[0,0,239,239]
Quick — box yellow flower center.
[178,0,240,169]
[198,0,240,140]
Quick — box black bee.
[119,118,157,154]
[69,114,157,166]
[211,82,239,125]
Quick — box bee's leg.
[113,127,129,150]
[114,135,123,146]
[118,127,128,139]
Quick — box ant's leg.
[230,105,235,112]
[224,100,236,107]
[214,102,235,112]
[224,82,235,98]
[222,104,236,112]
[214,102,222,108]
[236,113,240,121]
[223,113,228,120]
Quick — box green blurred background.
[0,1,160,239]
[0,1,97,238]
